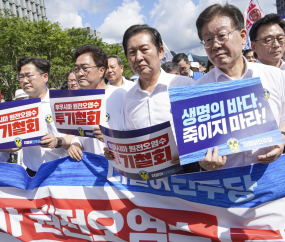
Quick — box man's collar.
[257,58,285,69]
[214,56,248,81]
[136,69,166,92]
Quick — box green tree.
[0,13,133,101]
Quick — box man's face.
[201,15,247,70]
[177,60,191,76]
[192,67,200,72]
[251,23,285,65]
[106,58,124,84]
[126,33,163,78]
[244,51,257,62]
[67,72,79,90]
[74,52,105,90]
[19,63,48,98]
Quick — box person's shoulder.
[168,74,196,87]
[249,61,281,72]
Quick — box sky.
[45,0,276,56]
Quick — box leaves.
[0,15,133,100]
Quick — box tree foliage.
[0,12,133,101]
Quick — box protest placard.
[100,121,181,180]
[0,152,285,241]
[49,89,106,138]
[0,98,45,149]
[169,77,284,165]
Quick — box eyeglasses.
[18,73,44,82]
[73,66,97,75]
[254,35,285,46]
[201,29,238,48]
[67,79,77,84]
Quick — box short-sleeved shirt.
[71,85,126,156]
[195,58,285,168]
[23,90,69,171]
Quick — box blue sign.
[169,77,284,165]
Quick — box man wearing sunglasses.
[68,45,126,161]
[195,4,285,170]
[250,14,285,70]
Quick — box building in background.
[277,0,285,16]
[0,0,46,22]
[81,27,100,39]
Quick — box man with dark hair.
[173,53,203,80]
[199,61,205,73]
[68,45,126,161]
[243,49,257,62]
[106,55,135,91]
[195,3,285,170]
[250,13,285,69]
[5,57,75,177]
[66,70,79,90]
[161,62,181,75]
[105,24,206,173]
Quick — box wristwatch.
[55,137,62,148]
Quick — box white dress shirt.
[123,69,194,133]
[23,90,69,171]
[195,58,285,168]
[71,85,126,156]
[108,77,135,91]
[256,59,285,71]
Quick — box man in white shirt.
[1,57,75,177]
[106,55,135,91]
[250,13,285,70]
[105,24,208,173]
[68,45,126,160]
[195,3,285,169]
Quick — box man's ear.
[43,73,49,84]
[99,66,105,78]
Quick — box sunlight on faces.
[74,52,105,90]
[19,63,48,98]
[251,23,285,65]
[201,15,247,70]
[106,58,123,84]
[67,72,79,90]
[126,33,163,78]
[177,60,190,76]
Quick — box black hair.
[74,44,107,71]
[206,60,214,72]
[250,14,285,41]
[243,49,258,59]
[17,57,50,75]
[107,55,123,66]
[122,24,163,57]
[196,3,244,40]
[172,53,189,64]
[161,62,181,73]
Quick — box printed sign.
[169,77,284,165]
[0,152,284,241]
[100,121,182,180]
[0,98,45,149]
[49,89,106,138]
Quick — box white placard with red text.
[0,98,45,149]
[100,121,182,180]
[49,89,105,137]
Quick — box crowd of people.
[0,3,285,178]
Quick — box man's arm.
[40,133,75,149]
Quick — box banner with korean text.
[243,0,264,49]
[0,98,45,149]
[0,153,285,241]
[169,77,284,165]
[100,121,181,180]
[49,89,106,138]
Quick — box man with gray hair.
[106,55,135,91]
